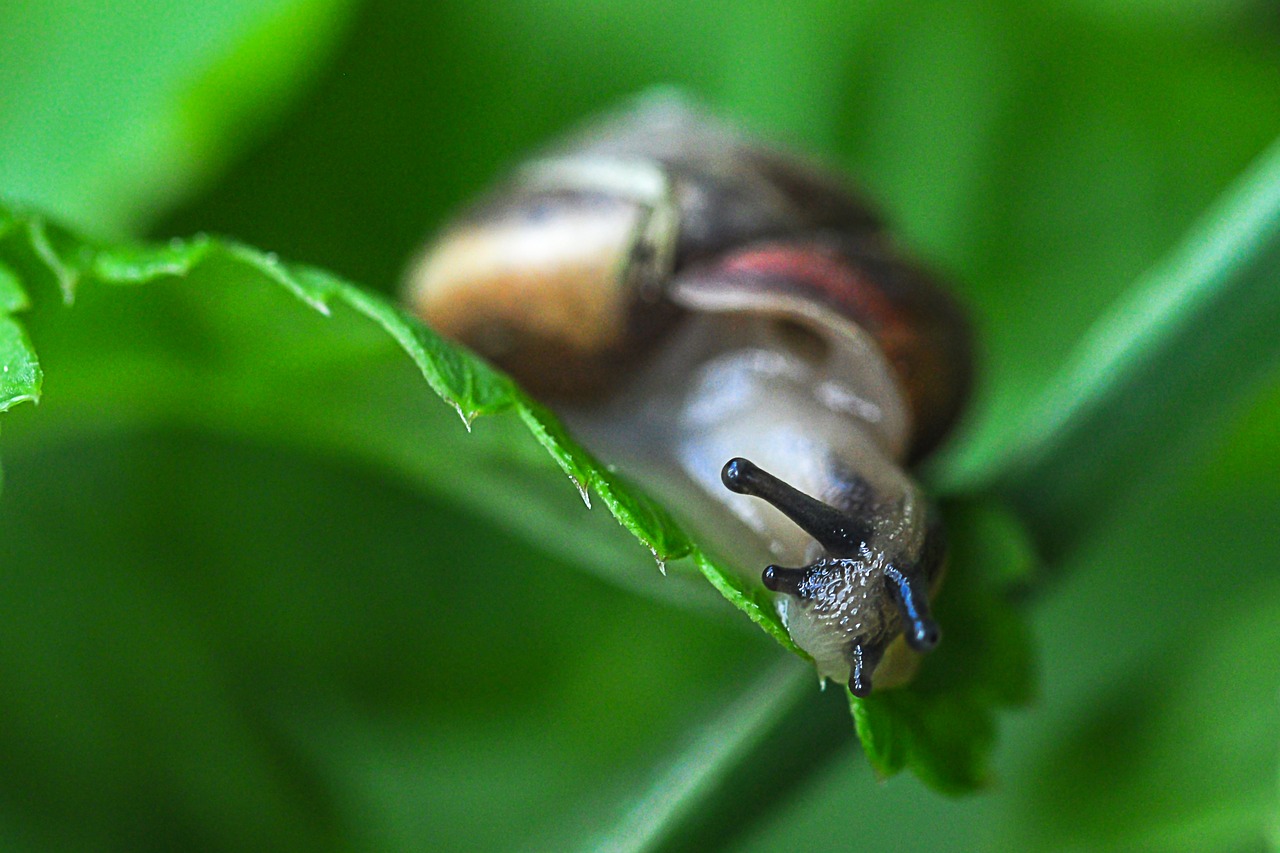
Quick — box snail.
[404,95,973,696]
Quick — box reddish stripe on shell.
[715,244,901,336]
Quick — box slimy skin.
[561,303,943,694]
[723,459,942,695]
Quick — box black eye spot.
[771,318,830,366]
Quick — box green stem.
[991,133,1280,560]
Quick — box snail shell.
[405,95,973,694]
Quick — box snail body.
[406,96,973,695]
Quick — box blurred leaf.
[1272,774,1280,852]
[567,660,850,853]
[844,4,1280,488]
[0,429,780,851]
[1003,472,1280,852]
[990,132,1280,558]
[1013,588,1280,850]
[1044,0,1271,32]
[0,0,355,236]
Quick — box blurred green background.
[2,0,1280,850]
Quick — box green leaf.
[1272,772,1280,852]
[0,203,797,652]
[0,260,41,413]
[0,428,782,851]
[0,0,355,236]
[987,132,1280,558]
[1014,602,1280,850]
[570,660,845,853]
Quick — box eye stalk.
[722,457,942,697]
[721,457,870,555]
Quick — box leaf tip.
[453,404,477,431]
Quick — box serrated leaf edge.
[0,209,803,662]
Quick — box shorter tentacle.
[884,565,940,652]
[847,638,887,697]
[761,564,807,596]
[721,458,869,556]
